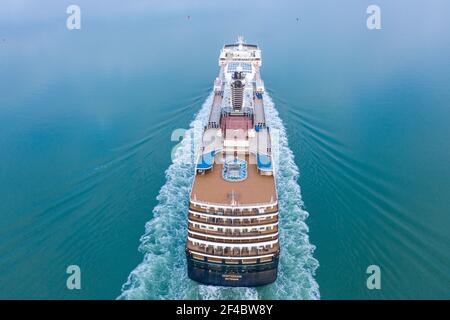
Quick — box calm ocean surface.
[0,1,449,299]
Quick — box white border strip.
[190,199,277,211]
[188,237,278,248]
[189,210,278,220]
[189,251,275,260]
[188,220,278,230]
[188,230,278,240]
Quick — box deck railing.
[187,241,279,257]
[189,204,278,216]
[188,232,278,244]
[188,224,278,237]
[188,214,278,226]
[189,197,277,212]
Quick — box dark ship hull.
[186,253,278,287]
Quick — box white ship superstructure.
[185,37,278,286]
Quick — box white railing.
[188,210,278,220]
[188,237,278,248]
[190,198,277,211]
[188,230,278,241]
[188,219,278,229]
[189,251,274,260]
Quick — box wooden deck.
[191,154,276,206]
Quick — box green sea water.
[0,0,449,299]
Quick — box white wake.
[118,92,319,300]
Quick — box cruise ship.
[185,37,279,287]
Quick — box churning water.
[118,93,320,300]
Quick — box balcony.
[186,240,279,257]
[189,203,278,216]
[188,223,278,237]
[188,213,278,226]
[188,230,278,244]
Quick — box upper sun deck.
[190,154,277,208]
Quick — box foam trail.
[118,92,319,300]
[118,93,214,300]
[260,94,320,299]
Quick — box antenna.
[237,36,245,45]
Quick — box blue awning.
[196,150,216,170]
[257,153,272,171]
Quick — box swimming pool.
[222,158,247,181]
